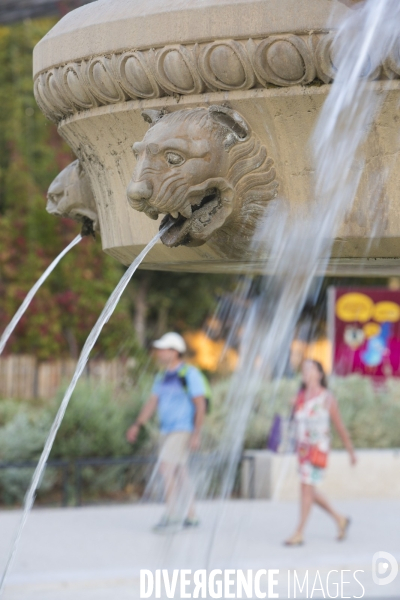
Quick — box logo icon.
[372,551,399,586]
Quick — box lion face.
[127,106,278,252]
[47,160,99,235]
[127,106,251,247]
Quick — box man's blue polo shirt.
[151,364,206,434]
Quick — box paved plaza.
[0,499,399,599]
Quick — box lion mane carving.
[47,159,99,237]
[127,105,278,256]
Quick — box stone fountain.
[34,0,400,274]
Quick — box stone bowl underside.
[33,0,400,274]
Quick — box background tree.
[0,18,236,361]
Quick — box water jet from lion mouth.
[160,188,221,247]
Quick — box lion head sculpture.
[47,159,99,237]
[127,105,278,256]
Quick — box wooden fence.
[0,355,132,400]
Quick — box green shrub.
[1,374,400,504]
[0,375,158,503]
[203,375,400,451]
[0,410,55,503]
[330,376,400,449]
[0,398,22,427]
[202,377,298,450]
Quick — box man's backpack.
[177,364,212,413]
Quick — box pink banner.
[329,287,400,378]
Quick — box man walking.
[126,332,207,532]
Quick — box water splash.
[0,229,166,596]
[201,0,400,564]
[121,1,400,572]
[0,234,82,355]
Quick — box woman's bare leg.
[296,482,314,536]
[314,489,350,539]
[285,483,314,543]
[313,488,342,525]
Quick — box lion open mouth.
[159,188,222,247]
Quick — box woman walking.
[285,359,357,546]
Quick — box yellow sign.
[363,322,381,338]
[373,301,400,323]
[336,293,374,323]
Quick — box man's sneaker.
[153,516,182,534]
[183,517,200,528]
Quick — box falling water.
[197,0,400,563]
[0,228,166,596]
[131,3,400,567]
[0,234,82,355]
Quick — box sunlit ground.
[0,499,399,599]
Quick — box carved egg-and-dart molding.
[34,32,396,124]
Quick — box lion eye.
[166,152,184,166]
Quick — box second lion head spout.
[127,105,278,255]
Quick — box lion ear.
[141,110,164,126]
[208,105,250,150]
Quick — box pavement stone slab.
[0,499,399,599]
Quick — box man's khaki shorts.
[159,431,191,466]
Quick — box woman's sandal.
[284,532,304,546]
[337,516,351,541]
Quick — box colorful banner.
[328,287,400,377]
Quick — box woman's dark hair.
[300,359,328,390]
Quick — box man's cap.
[152,332,186,353]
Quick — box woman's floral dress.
[294,390,331,485]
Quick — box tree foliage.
[0,18,236,361]
[0,19,137,359]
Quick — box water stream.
[2,0,400,591]
[186,0,400,567]
[0,228,166,596]
[0,234,82,356]
[115,1,400,577]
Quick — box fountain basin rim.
[34,23,400,126]
[33,0,350,75]
[56,80,400,129]
[130,257,400,277]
